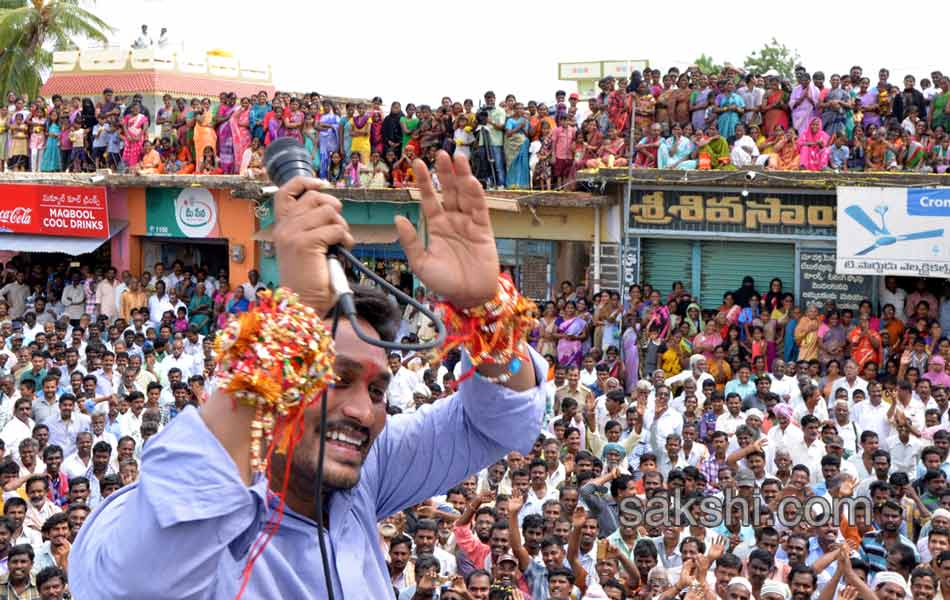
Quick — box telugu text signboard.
[628,190,837,238]
[798,248,874,310]
[837,187,950,277]
[0,184,109,238]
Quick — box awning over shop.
[252,223,399,245]
[0,220,128,255]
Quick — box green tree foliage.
[743,38,800,80]
[0,0,112,96]
[694,54,722,75]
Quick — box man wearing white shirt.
[43,394,90,457]
[117,391,146,438]
[649,385,683,451]
[792,384,829,423]
[765,403,803,470]
[240,270,267,302]
[384,352,418,413]
[62,431,94,479]
[830,360,868,405]
[90,351,118,400]
[887,420,923,475]
[578,356,598,388]
[158,339,197,387]
[768,359,797,403]
[182,328,204,359]
[879,277,907,315]
[853,382,892,448]
[893,380,926,431]
[656,433,688,479]
[519,459,560,526]
[786,415,825,484]
[594,388,627,436]
[0,398,34,459]
[715,393,746,437]
[147,281,175,324]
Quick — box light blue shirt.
[724,379,755,399]
[70,349,546,599]
[44,412,91,457]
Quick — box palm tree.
[0,0,112,96]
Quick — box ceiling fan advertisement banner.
[836,187,949,278]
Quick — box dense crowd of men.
[0,246,948,600]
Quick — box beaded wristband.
[213,288,336,474]
[437,275,538,384]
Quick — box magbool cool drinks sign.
[0,184,109,238]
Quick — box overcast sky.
[94,0,946,105]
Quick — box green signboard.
[146,188,220,238]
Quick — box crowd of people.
[3,244,950,598]
[5,62,950,193]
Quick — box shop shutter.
[699,241,795,310]
[640,239,693,299]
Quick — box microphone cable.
[265,138,446,599]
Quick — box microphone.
[261,137,445,352]
[263,138,356,316]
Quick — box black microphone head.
[263,137,315,187]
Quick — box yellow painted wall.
[490,206,605,242]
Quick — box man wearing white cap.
[760,580,791,600]
[725,576,753,600]
[873,570,911,599]
[919,509,950,563]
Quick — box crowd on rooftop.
[3,62,950,193]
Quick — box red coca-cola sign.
[0,184,109,238]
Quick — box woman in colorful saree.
[503,102,530,188]
[226,285,250,316]
[187,283,213,335]
[634,122,662,168]
[857,77,882,132]
[122,103,148,167]
[697,123,735,170]
[318,101,341,179]
[587,127,628,169]
[818,310,847,368]
[556,301,587,368]
[930,77,950,133]
[762,78,789,136]
[672,74,692,127]
[714,79,745,141]
[767,126,801,170]
[214,94,236,173]
[621,314,639,392]
[229,97,252,176]
[350,103,372,163]
[693,319,723,362]
[634,81,656,132]
[658,122,697,169]
[193,98,217,159]
[794,303,821,362]
[690,74,712,133]
[790,72,818,136]
[820,74,852,138]
[249,91,270,144]
[798,118,831,171]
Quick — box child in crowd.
[68,122,86,172]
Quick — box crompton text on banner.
[836,187,950,277]
[0,184,109,238]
